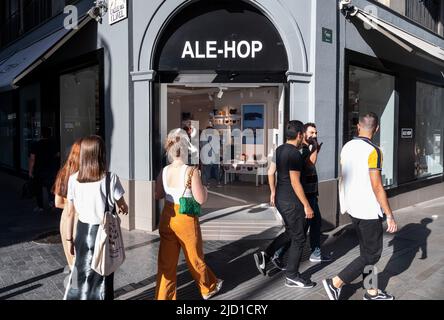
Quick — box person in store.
[201,126,222,188]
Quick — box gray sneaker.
[310,247,332,263]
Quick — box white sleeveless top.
[162,164,193,204]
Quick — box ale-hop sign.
[181,41,263,59]
[109,0,127,25]
[154,1,288,72]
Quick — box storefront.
[0,1,104,177]
[1,0,443,234]
[125,0,328,232]
[338,0,444,220]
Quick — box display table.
[223,161,268,187]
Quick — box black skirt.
[64,220,114,300]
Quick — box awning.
[348,6,444,65]
[0,14,93,92]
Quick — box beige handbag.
[91,172,125,276]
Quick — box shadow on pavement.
[339,218,433,300]
[124,223,362,300]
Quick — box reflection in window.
[0,92,16,168]
[19,83,41,171]
[415,82,443,178]
[60,65,100,159]
[347,66,395,186]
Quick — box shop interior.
[165,84,283,220]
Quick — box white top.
[339,137,384,220]
[67,172,125,225]
[162,164,193,204]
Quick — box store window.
[60,65,100,159]
[19,83,41,171]
[346,65,396,186]
[415,82,444,178]
[0,92,16,168]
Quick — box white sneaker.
[202,279,223,300]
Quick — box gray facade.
[1,0,443,232]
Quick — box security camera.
[88,0,108,23]
[339,0,352,10]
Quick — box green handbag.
[178,167,201,216]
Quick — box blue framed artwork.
[241,104,265,144]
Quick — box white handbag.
[91,172,126,276]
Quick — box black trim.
[334,4,341,179]
[386,175,443,197]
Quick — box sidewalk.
[0,171,443,300]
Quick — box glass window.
[346,65,396,186]
[415,82,444,178]
[60,65,100,159]
[0,92,16,168]
[19,83,41,171]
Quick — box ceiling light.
[217,88,224,99]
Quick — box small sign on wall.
[401,128,413,139]
[109,0,127,25]
[322,27,333,44]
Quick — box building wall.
[121,0,316,230]
[314,0,338,182]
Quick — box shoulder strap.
[105,172,110,213]
[181,166,196,197]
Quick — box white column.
[129,70,157,231]
[286,71,313,123]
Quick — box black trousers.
[265,199,307,278]
[34,174,54,209]
[338,215,383,284]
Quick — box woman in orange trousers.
[154,129,223,300]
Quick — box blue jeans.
[274,196,322,259]
[202,164,221,185]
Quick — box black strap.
[105,172,110,213]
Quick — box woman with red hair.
[52,139,82,269]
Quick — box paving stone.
[1,170,444,300]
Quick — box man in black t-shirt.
[253,121,316,288]
[272,123,332,265]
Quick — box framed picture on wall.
[241,104,265,145]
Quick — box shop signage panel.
[154,1,288,72]
[322,28,333,43]
[109,0,127,25]
[401,128,413,139]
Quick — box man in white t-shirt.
[323,112,398,301]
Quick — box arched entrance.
[150,1,292,239]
